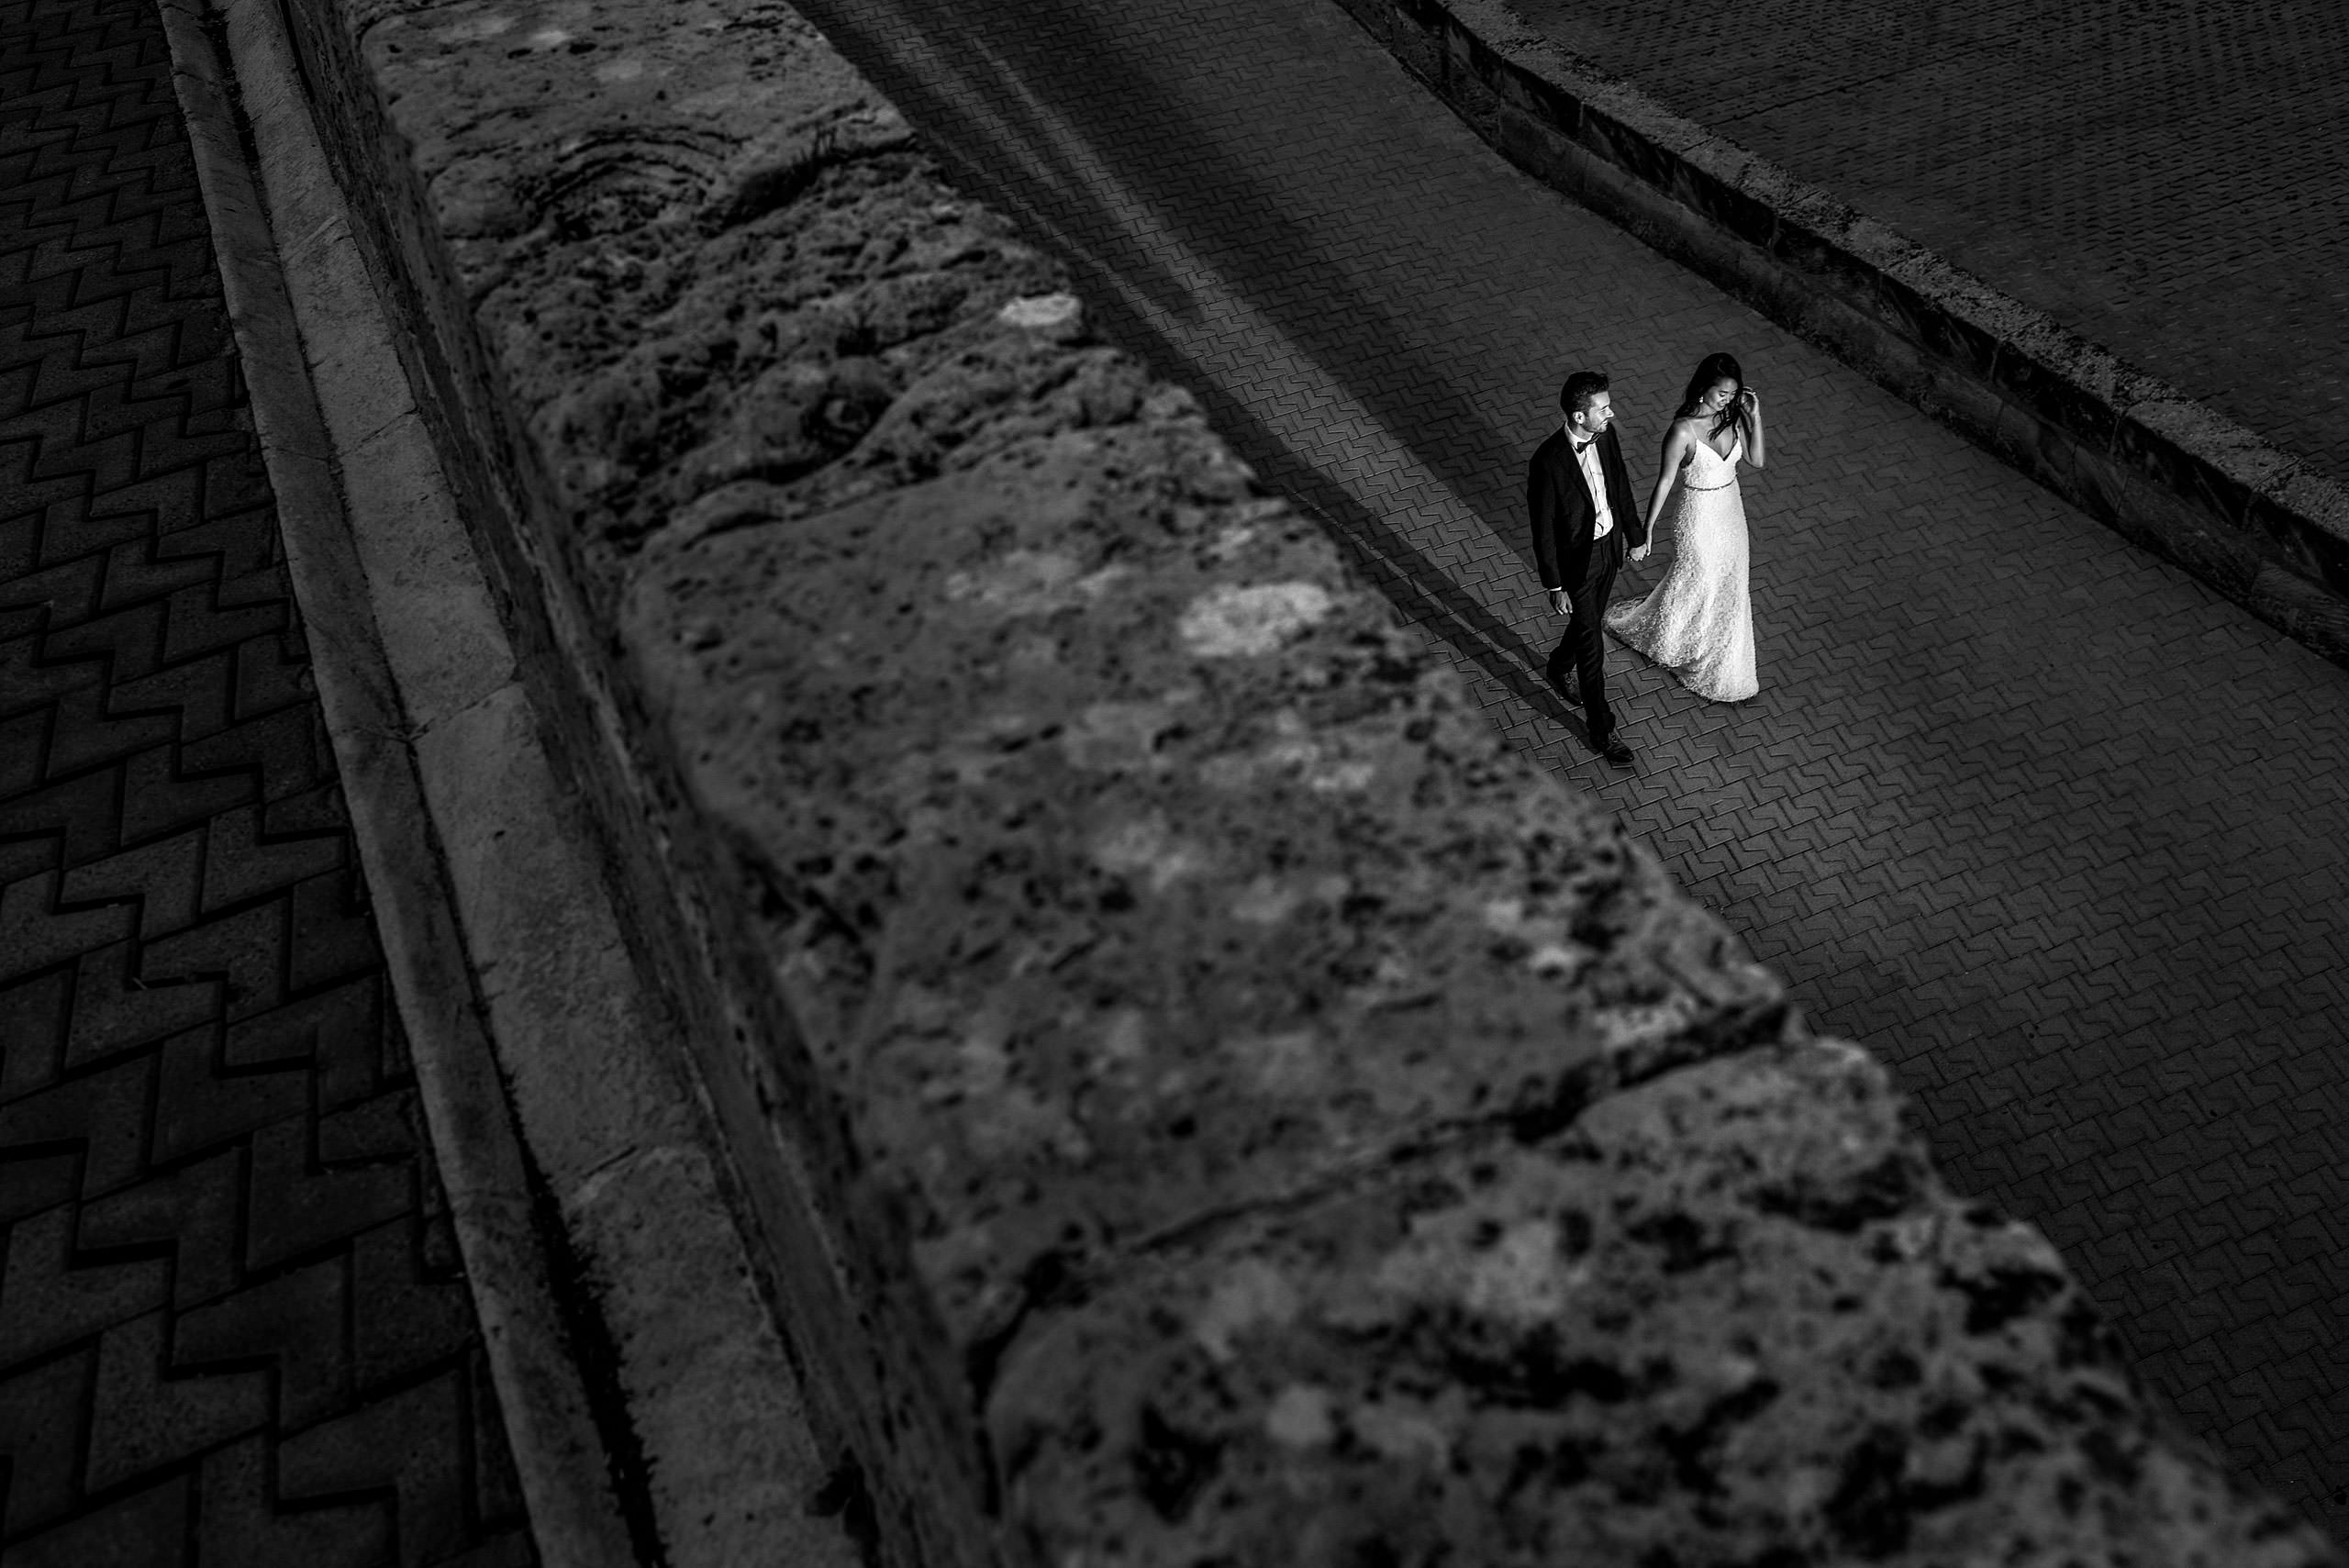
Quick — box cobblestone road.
[0,0,539,1562]
[1509,0,2349,484]
[786,0,2349,1534]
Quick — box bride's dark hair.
[1675,351,1747,439]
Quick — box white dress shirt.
[1573,434,1613,539]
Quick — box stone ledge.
[1335,0,2349,668]
[269,0,2343,1562]
[165,0,859,1562]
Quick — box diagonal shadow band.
[1068,248,1606,753]
[784,0,1659,757]
[1193,377,1598,750]
[783,0,1629,656]
[1013,242,1603,750]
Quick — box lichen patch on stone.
[1375,1214,1576,1325]
[1090,816,1209,892]
[1176,581,1337,657]
[1227,876,1300,926]
[1061,695,1194,773]
[1229,1029,1326,1099]
[998,292,1082,329]
[431,13,514,43]
[944,550,1130,617]
[1193,1259,1300,1363]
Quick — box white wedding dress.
[1606,428,1757,701]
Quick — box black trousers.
[1545,528,1625,744]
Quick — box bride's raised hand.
[1738,387,1766,467]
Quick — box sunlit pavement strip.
[790,0,2349,1529]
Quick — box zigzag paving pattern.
[0,0,539,1562]
[785,0,2349,1537]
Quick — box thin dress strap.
[1685,427,1739,491]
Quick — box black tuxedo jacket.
[1527,425,1644,591]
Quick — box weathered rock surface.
[297,0,2344,1562]
[995,1039,2312,1566]
[624,413,1787,1356]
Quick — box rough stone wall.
[260,0,2343,1562]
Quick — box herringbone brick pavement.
[1508,0,2349,485]
[0,0,539,1562]
[784,0,2349,1534]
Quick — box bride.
[1606,352,1765,701]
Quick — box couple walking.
[1529,352,1766,765]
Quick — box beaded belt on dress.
[1685,478,1735,491]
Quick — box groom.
[1529,370,1647,765]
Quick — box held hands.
[1631,543,1652,563]
[1548,587,1571,620]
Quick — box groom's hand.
[1547,587,1570,619]
[1631,544,1652,562]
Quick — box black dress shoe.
[1595,733,1634,766]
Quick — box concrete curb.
[151,2,855,1564]
[1331,0,2349,666]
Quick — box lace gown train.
[1606,428,1757,701]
